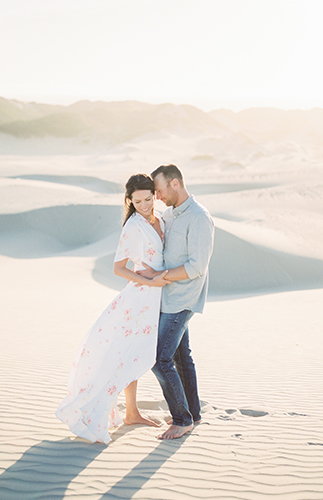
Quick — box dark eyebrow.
[133,195,152,202]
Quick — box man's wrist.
[161,269,170,280]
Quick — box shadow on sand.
[98,437,188,500]
[0,438,104,500]
[0,433,187,500]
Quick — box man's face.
[153,173,178,207]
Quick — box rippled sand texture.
[1,103,323,499]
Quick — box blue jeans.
[152,310,201,427]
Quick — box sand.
[1,112,323,499]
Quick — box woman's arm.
[136,263,189,281]
[113,259,170,287]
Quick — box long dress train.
[56,212,164,444]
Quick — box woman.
[56,174,169,444]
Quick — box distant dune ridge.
[1,97,323,149]
[1,97,323,499]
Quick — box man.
[138,164,214,440]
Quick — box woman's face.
[131,189,154,219]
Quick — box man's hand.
[136,262,160,279]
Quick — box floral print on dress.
[79,383,94,401]
[122,327,132,337]
[146,246,156,261]
[110,296,122,311]
[114,361,125,378]
[107,385,117,397]
[110,408,117,426]
[81,412,92,427]
[124,309,132,322]
[80,347,90,358]
[142,325,152,336]
[55,212,164,444]
[119,232,129,246]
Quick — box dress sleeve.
[114,217,143,265]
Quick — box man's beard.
[165,191,178,207]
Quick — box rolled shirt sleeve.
[162,196,215,314]
[184,213,214,280]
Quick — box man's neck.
[174,189,190,208]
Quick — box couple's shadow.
[0,405,188,500]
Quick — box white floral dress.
[56,212,164,444]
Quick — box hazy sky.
[1,0,322,110]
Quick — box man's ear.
[170,178,180,189]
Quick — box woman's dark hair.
[123,173,155,226]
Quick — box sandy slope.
[1,256,323,499]
[1,128,323,499]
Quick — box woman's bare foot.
[124,413,160,427]
[158,423,194,440]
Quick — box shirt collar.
[173,195,194,216]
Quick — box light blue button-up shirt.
[161,195,214,314]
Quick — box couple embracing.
[56,164,214,443]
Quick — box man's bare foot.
[124,414,160,427]
[158,423,194,440]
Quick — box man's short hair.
[151,164,184,187]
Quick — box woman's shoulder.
[123,212,140,231]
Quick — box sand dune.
[209,227,323,295]
[1,183,322,294]
[186,181,278,195]
[1,101,323,499]
[0,205,123,258]
[90,226,323,296]
[10,174,123,194]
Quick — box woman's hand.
[151,270,171,287]
[114,259,163,287]
[134,270,171,287]
[136,262,158,279]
